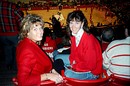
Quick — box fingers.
[55,75,63,84]
[58,74,63,80]
[49,73,63,84]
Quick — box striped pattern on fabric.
[102,37,130,79]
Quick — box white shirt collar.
[72,28,84,46]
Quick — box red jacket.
[69,32,103,75]
[16,37,52,86]
[42,37,57,53]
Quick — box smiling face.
[27,22,44,43]
[69,19,83,34]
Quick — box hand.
[67,66,75,71]
[47,73,63,84]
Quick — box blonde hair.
[19,14,44,44]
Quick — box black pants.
[53,59,65,74]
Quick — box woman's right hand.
[47,73,63,84]
[41,73,63,84]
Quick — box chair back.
[12,77,59,86]
[61,70,109,86]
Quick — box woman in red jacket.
[64,10,103,80]
[16,14,63,86]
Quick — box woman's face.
[69,19,83,34]
[27,22,44,42]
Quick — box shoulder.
[105,39,128,52]
[83,33,99,43]
[17,38,36,50]
[108,38,128,47]
[83,32,95,39]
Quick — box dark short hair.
[102,27,114,42]
[126,20,130,36]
